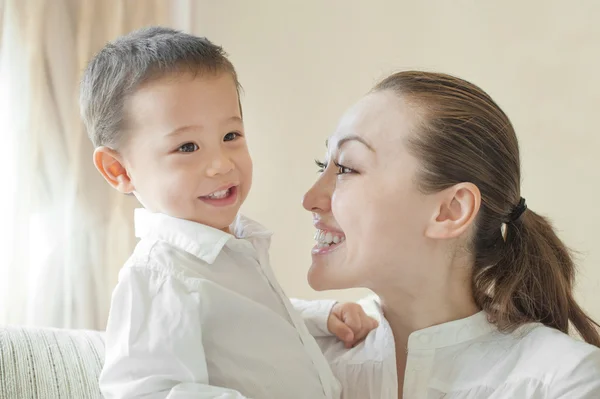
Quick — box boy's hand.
[328,302,379,348]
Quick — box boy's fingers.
[351,316,379,344]
[353,326,370,342]
[342,311,363,335]
[331,304,379,347]
[366,316,379,330]
[329,316,354,344]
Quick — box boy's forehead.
[135,70,238,98]
[124,72,241,129]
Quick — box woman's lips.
[312,228,346,255]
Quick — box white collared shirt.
[314,298,600,399]
[100,209,341,399]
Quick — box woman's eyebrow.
[326,135,375,152]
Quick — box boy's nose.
[206,153,234,177]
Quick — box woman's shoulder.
[433,322,600,397]
[514,323,599,365]
[502,323,600,395]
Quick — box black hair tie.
[508,197,527,222]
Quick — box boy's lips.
[199,185,239,207]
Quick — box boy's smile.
[199,184,240,207]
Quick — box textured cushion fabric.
[0,326,105,399]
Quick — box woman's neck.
[380,288,480,345]
[376,250,480,341]
[373,254,480,397]
[377,268,479,399]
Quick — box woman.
[304,71,600,398]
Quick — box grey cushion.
[0,326,105,399]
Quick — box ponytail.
[473,209,600,347]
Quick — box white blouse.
[315,299,600,399]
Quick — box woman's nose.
[302,176,332,213]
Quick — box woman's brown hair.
[374,71,600,346]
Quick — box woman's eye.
[315,159,356,175]
[178,143,199,153]
[334,162,356,175]
[315,159,327,173]
[224,132,241,142]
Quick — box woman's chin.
[307,261,354,291]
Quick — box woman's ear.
[425,183,481,240]
[93,147,135,194]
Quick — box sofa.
[0,326,104,399]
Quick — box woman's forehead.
[330,91,415,149]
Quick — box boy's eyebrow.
[227,116,243,124]
[167,126,196,137]
[166,116,243,137]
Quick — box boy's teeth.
[207,189,229,199]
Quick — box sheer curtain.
[0,0,183,330]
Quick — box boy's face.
[117,72,251,231]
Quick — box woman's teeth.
[314,229,345,248]
[206,188,230,199]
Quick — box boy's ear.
[93,147,135,194]
[424,183,481,240]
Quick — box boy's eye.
[224,132,241,142]
[178,143,199,153]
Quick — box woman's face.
[303,90,441,291]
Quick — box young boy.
[81,27,377,399]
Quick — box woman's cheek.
[331,190,355,228]
[330,190,344,219]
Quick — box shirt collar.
[370,299,496,351]
[134,208,272,264]
[407,311,495,350]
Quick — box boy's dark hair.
[80,26,239,148]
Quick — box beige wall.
[191,1,600,318]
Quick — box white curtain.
[0,0,182,330]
